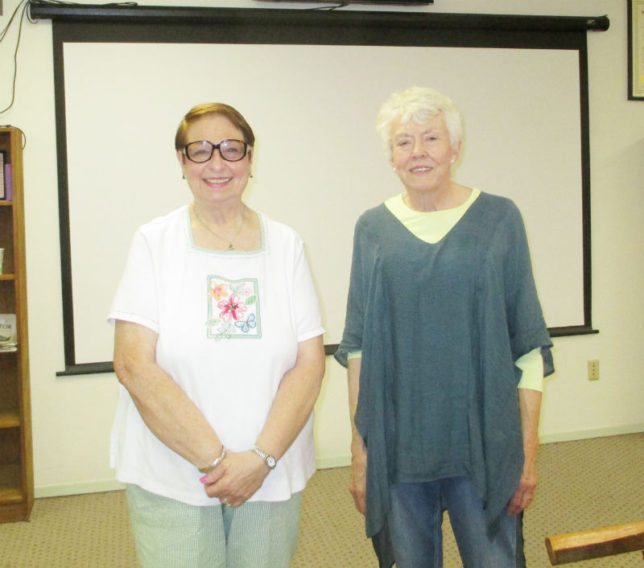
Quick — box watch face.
[266,456,277,468]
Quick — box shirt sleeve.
[504,201,555,377]
[516,347,544,391]
[292,239,325,343]
[108,229,159,332]
[334,216,368,368]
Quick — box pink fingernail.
[199,475,208,483]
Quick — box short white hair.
[376,86,463,151]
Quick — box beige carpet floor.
[0,433,642,567]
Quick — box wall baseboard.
[316,455,351,469]
[35,480,125,499]
[34,424,643,499]
[539,423,644,444]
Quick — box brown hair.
[174,103,255,150]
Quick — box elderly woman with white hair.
[335,86,554,567]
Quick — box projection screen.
[33,6,604,373]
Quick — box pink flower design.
[237,285,252,299]
[218,294,247,322]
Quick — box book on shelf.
[4,162,12,201]
[0,314,17,351]
[0,151,5,200]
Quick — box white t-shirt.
[109,205,325,506]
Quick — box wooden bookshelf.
[0,126,33,523]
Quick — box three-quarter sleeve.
[334,217,370,368]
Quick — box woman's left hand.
[200,450,270,507]
[507,469,537,515]
[507,444,538,515]
[508,388,542,515]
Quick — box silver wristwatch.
[252,446,277,469]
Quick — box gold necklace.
[192,204,244,250]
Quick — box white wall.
[0,0,642,497]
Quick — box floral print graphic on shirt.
[206,276,261,339]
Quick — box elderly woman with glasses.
[335,87,554,568]
[109,103,325,568]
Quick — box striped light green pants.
[126,484,302,568]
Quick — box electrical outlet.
[587,359,600,381]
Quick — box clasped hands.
[199,450,270,508]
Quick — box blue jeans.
[388,477,525,568]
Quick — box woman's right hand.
[349,438,368,515]
[200,450,270,508]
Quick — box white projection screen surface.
[47,9,598,372]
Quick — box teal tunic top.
[335,192,554,556]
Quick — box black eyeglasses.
[183,139,249,163]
